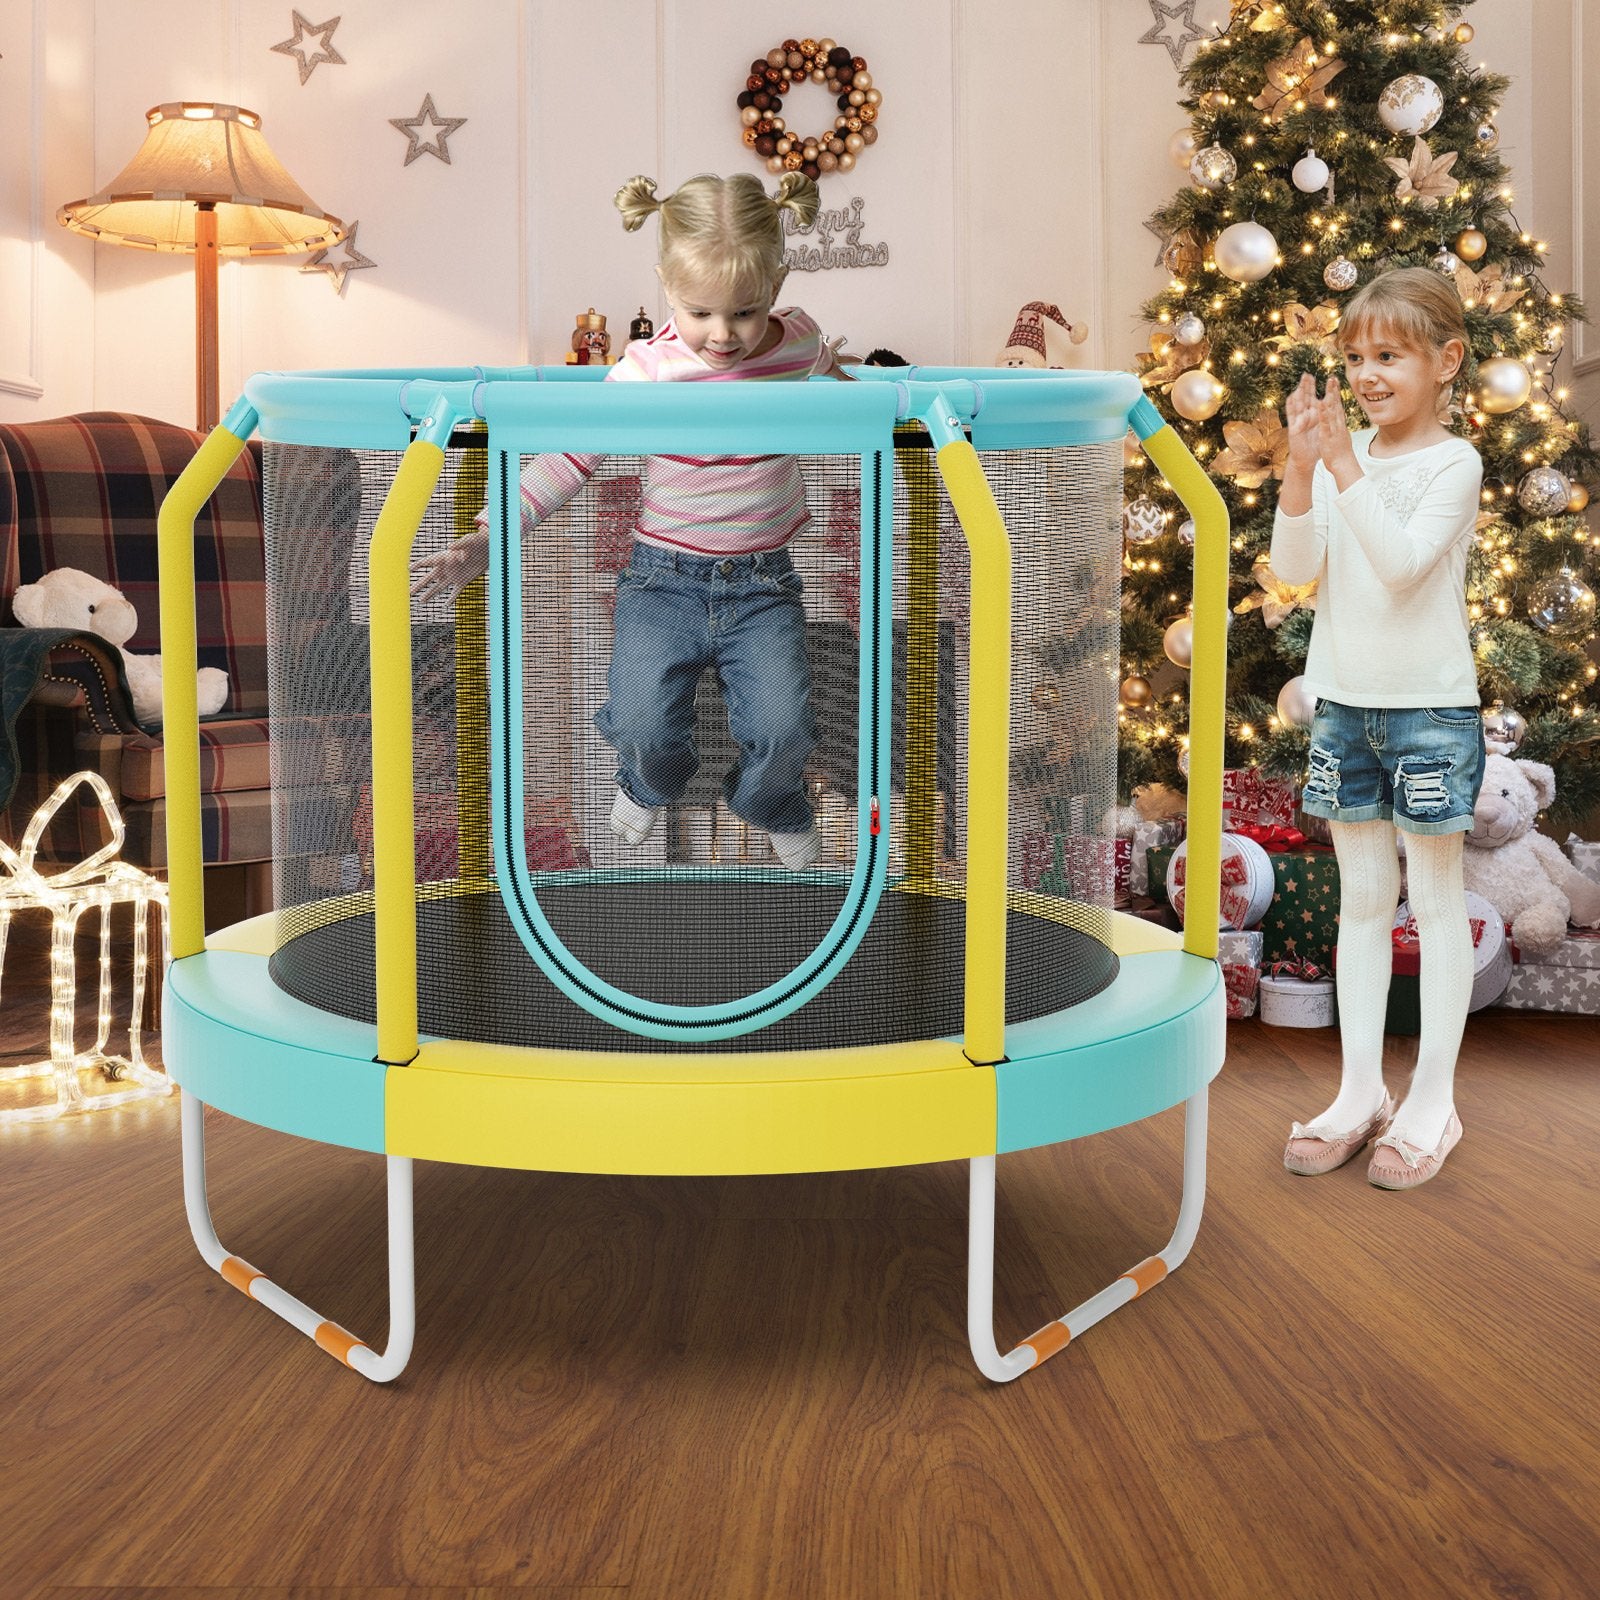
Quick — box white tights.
[1312,820,1470,1151]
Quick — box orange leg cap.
[314,1322,369,1367]
[1019,1320,1072,1366]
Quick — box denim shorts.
[1301,699,1486,835]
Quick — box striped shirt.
[482,307,831,556]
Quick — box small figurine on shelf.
[570,307,612,365]
[630,305,654,342]
[997,302,1088,368]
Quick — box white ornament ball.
[1189,143,1238,191]
[1214,221,1278,284]
[1517,466,1572,516]
[1275,674,1317,728]
[1171,368,1226,421]
[1324,256,1359,291]
[1476,357,1533,415]
[1292,149,1330,193]
[1163,616,1194,669]
[1378,74,1444,137]
[1174,313,1206,346]
[1474,121,1500,153]
[1526,570,1597,637]
[1177,744,1190,779]
[1178,517,1197,545]
[1169,127,1199,169]
[1432,247,1461,275]
[1123,496,1167,544]
[1166,833,1276,931]
[1481,702,1527,753]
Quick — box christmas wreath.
[736,38,881,179]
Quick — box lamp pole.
[194,202,219,432]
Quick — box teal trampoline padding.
[995,950,1224,1153]
[164,952,390,1153]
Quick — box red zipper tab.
[870,797,881,836]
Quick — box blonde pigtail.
[615,175,665,233]
[771,172,820,230]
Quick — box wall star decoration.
[389,93,467,166]
[299,217,376,293]
[270,11,346,85]
[1139,0,1206,68]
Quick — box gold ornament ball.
[1455,227,1488,262]
[1163,617,1194,670]
[1119,675,1154,709]
[1569,481,1590,512]
[1032,682,1062,711]
[1476,357,1533,415]
[1454,21,1475,43]
[1171,369,1226,422]
[1474,121,1500,152]
[1213,220,1279,284]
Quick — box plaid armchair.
[0,412,271,869]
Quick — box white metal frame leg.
[968,1087,1209,1382]
[181,1089,416,1382]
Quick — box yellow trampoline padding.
[387,1035,992,1175]
[206,913,278,957]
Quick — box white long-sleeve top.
[1269,429,1483,708]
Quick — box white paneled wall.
[0,0,1587,427]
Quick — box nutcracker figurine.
[630,305,654,342]
[571,308,612,365]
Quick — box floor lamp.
[57,102,344,432]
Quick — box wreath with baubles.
[736,38,881,178]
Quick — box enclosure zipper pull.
[870,797,881,836]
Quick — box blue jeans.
[1301,699,1486,835]
[594,543,817,834]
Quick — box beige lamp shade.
[57,102,343,254]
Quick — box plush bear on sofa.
[10,567,228,727]
[1461,752,1600,960]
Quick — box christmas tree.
[1121,0,1600,832]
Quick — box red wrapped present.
[1221,766,1298,829]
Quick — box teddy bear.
[1459,752,1600,960]
[10,567,228,726]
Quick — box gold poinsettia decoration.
[1383,137,1459,210]
[1251,37,1346,117]
[1234,554,1319,628]
[1212,407,1291,488]
[1452,261,1527,314]
[1138,328,1210,389]
[1268,301,1342,353]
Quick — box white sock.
[770,826,821,871]
[1311,820,1401,1135]
[609,789,660,845]
[1389,831,1470,1150]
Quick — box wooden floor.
[2,930,1597,1600]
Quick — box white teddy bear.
[1460,752,1600,960]
[11,566,228,726]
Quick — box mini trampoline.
[159,363,1230,1383]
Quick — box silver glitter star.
[1139,0,1206,69]
[300,219,376,293]
[271,11,346,86]
[389,93,468,166]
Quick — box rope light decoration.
[736,37,881,178]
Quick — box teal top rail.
[241,366,1148,452]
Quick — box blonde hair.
[1340,267,1468,359]
[614,173,818,298]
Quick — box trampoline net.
[263,424,1123,1053]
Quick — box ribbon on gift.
[1394,915,1489,948]
[1232,823,1307,852]
[1268,958,1326,982]
[1172,844,1254,929]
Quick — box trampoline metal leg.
[967,1087,1209,1383]
[181,1090,416,1382]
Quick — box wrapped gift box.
[1566,835,1600,888]
[1130,817,1186,896]
[1351,892,1511,1033]
[1221,766,1298,829]
[1021,831,1131,906]
[1258,847,1341,971]
[1258,971,1337,1028]
[1496,927,1600,1015]
[1218,928,1264,1020]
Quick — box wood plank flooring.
[2,932,1597,1600]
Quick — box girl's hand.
[1283,373,1321,474]
[1315,381,1360,484]
[410,530,490,604]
